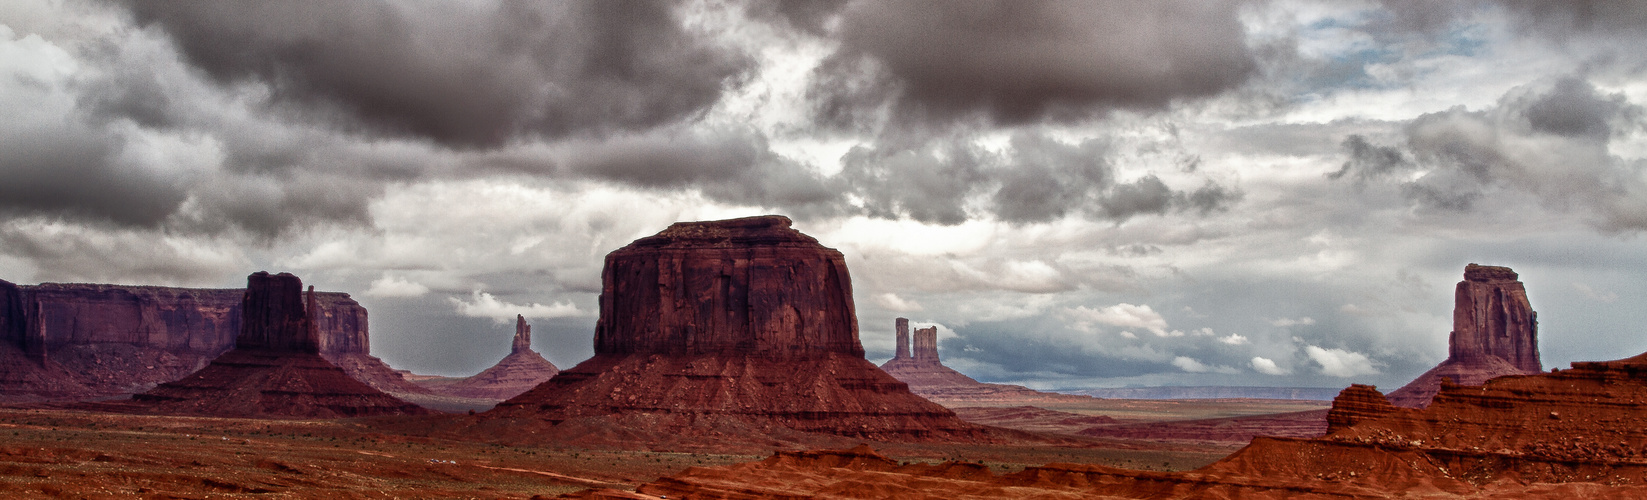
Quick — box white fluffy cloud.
[448,290,586,323]
[364,275,429,298]
[1066,303,1175,337]
[1172,356,1239,374]
[1305,346,1380,378]
[1250,356,1291,375]
[873,292,924,312]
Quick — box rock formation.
[487,215,985,441]
[0,277,428,401]
[413,314,560,401]
[133,272,428,418]
[879,318,1092,404]
[589,350,1647,498]
[1386,263,1542,407]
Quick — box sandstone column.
[513,314,532,354]
[912,326,938,362]
[894,317,910,360]
[1449,264,1540,372]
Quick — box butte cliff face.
[879,318,1091,404]
[0,277,427,401]
[1386,264,1542,407]
[488,215,985,441]
[591,216,861,357]
[414,315,560,401]
[133,272,428,419]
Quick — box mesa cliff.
[879,318,1091,403]
[132,272,429,419]
[1385,263,1542,407]
[0,277,428,402]
[413,314,560,401]
[486,215,987,441]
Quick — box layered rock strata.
[414,315,560,401]
[879,318,1091,404]
[1386,264,1542,407]
[488,215,985,441]
[589,351,1647,498]
[133,272,428,419]
[0,277,426,400]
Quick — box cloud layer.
[2,1,1645,386]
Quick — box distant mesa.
[487,215,987,441]
[1385,263,1542,407]
[132,272,429,418]
[0,275,429,403]
[413,314,560,401]
[879,317,1093,404]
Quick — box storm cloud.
[5,1,1647,388]
[816,0,1257,127]
[1335,76,1647,229]
[123,0,751,147]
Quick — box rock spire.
[879,318,1086,403]
[413,314,560,401]
[1386,263,1543,407]
[512,314,531,354]
[893,317,910,360]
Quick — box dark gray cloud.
[991,134,1111,223]
[1335,76,1647,228]
[815,0,1256,127]
[841,132,1240,225]
[0,122,186,227]
[556,128,850,220]
[0,222,243,286]
[840,137,991,225]
[121,0,751,148]
[179,173,381,238]
[1371,0,1647,42]
[1496,0,1647,40]
[1329,134,1413,181]
[1518,76,1636,139]
[1184,181,1241,215]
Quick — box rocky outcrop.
[593,351,1647,499]
[414,315,560,401]
[1386,264,1543,407]
[879,318,1093,404]
[133,272,428,419]
[1323,383,1398,433]
[488,216,986,441]
[0,277,426,400]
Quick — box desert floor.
[0,397,1328,498]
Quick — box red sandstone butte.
[879,318,1092,404]
[133,272,428,419]
[0,276,429,401]
[414,314,560,401]
[1386,263,1542,407]
[487,215,986,441]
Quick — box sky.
[2,0,1645,391]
